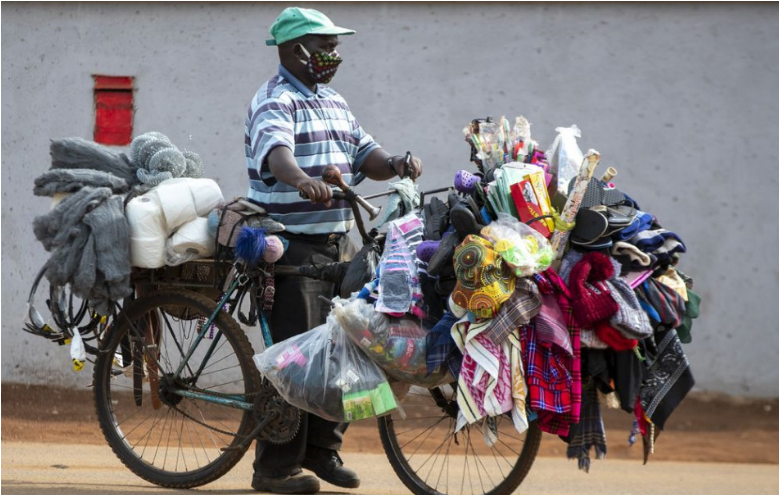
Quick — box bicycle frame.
[114,182,453,414]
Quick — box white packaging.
[126,194,168,268]
[126,195,165,238]
[152,178,224,231]
[166,217,215,266]
[129,236,167,268]
[153,180,198,231]
[188,178,224,216]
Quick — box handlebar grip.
[298,188,345,201]
[403,151,413,179]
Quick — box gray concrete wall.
[1,2,778,396]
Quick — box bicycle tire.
[378,385,542,495]
[94,289,262,489]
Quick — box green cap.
[266,7,356,46]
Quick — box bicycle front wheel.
[93,290,262,489]
[378,384,541,495]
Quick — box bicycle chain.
[168,399,240,438]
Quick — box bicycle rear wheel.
[378,384,541,495]
[93,290,261,489]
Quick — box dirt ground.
[1,383,778,465]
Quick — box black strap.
[236,283,258,327]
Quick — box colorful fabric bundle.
[451,235,516,319]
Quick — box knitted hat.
[630,228,686,263]
[569,252,619,327]
[451,235,516,319]
[580,328,609,349]
[611,241,653,267]
[594,321,638,351]
[606,277,653,339]
[557,249,585,286]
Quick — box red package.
[510,180,552,238]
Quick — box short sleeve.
[246,96,295,177]
[348,113,380,174]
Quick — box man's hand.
[389,154,423,181]
[295,177,333,207]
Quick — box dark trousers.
[254,232,356,478]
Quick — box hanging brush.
[234,226,268,267]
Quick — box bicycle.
[29,166,541,494]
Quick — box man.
[245,7,422,494]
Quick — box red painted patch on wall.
[94,75,134,146]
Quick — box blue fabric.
[425,311,458,375]
[637,282,661,323]
[615,211,655,241]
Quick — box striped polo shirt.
[245,65,380,234]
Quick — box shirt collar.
[278,64,324,98]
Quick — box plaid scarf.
[425,312,460,375]
[483,278,542,346]
[531,268,582,436]
[566,376,607,473]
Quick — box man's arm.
[267,146,334,205]
[359,148,423,181]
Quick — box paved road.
[1,442,777,494]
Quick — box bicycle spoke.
[161,311,195,377]
[419,427,452,482]
[399,416,448,452]
[197,363,243,377]
[198,350,238,372]
[492,433,522,457]
[466,427,492,493]
[151,408,172,466]
[434,419,453,492]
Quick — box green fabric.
[266,7,355,46]
[675,288,701,344]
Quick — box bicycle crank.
[253,381,301,445]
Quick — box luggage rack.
[131,258,234,299]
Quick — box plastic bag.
[376,215,422,315]
[480,213,554,277]
[333,298,451,388]
[253,315,398,423]
[545,125,584,197]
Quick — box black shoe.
[303,447,360,489]
[426,230,458,277]
[252,471,320,494]
[423,197,450,241]
[450,203,483,240]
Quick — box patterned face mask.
[298,45,343,84]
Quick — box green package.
[343,391,374,422]
[369,382,397,416]
[342,382,397,422]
